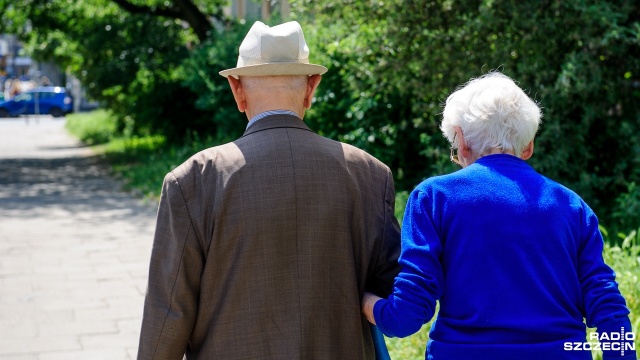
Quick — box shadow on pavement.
[0,155,157,221]
[37,143,94,151]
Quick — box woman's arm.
[364,189,443,338]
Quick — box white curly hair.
[441,72,542,157]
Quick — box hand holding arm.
[372,188,442,338]
[362,292,383,325]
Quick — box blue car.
[0,87,73,118]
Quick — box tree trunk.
[172,0,213,42]
[111,0,213,42]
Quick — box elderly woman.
[362,72,636,359]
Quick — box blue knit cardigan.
[374,154,635,360]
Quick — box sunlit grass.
[65,109,117,145]
[386,318,431,359]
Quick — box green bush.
[179,22,255,145]
[613,183,640,236]
[290,0,640,235]
[13,0,640,234]
[65,110,117,145]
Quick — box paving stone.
[0,354,40,360]
[39,348,130,360]
[0,335,81,355]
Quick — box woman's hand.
[362,292,382,325]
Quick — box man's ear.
[521,140,534,160]
[303,75,322,109]
[228,76,247,113]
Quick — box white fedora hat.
[219,21,327,78]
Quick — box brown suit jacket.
[138,115,401,359]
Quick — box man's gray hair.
[441,72,542,156]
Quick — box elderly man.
[138,21,400,359]
[362,72,636,360]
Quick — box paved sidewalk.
[0,117,157,359]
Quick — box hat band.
[237,57,311,67]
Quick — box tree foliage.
[0,0,222,139]
[288,0,640,233]
[1,0,639,233]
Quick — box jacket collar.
[241,114,314,138]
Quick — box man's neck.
[246,110,302,130]
[246,106,303,121]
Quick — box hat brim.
[219,63,328,78]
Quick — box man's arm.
[366,169,402,297]
[138,172,204,360]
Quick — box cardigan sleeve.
[137,172,205,360]
[374,189,443,338]
[577,203,636,359]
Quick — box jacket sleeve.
[578,204,636,359]
[366,169,402,298]
[374,189,442,338]
[138,172,204,360]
